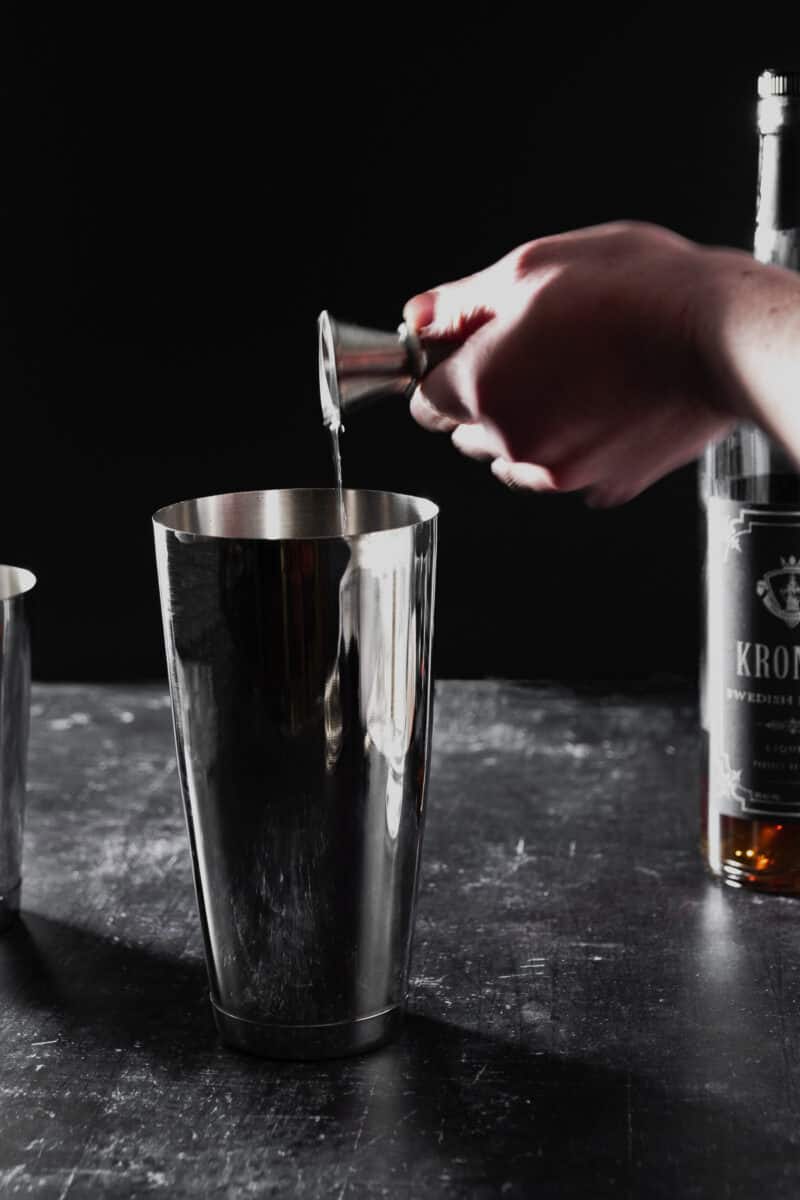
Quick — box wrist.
[701,248,800,458]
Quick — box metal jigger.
[318,310,449,429]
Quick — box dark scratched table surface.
[2,680,800,1199]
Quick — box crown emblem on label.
[763,718,800,735]
[757,556,800,627]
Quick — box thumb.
[403,269,497,342]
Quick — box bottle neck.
[703,77,800,496]
[755,96,800,267]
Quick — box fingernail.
[403,291,437,334]
[491,459,557,492]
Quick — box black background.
[6,4,800,683]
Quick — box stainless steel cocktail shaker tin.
[154,488,437,1058]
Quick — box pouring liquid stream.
[330,422,347,533]
[318,315,348,534]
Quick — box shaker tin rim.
[152,487,439,543]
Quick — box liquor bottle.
[702,68,800,892]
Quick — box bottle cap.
[759,69,800,98]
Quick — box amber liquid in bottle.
[701,735,800,892]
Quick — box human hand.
[404,222,745,506]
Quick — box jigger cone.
[318,310,436,429]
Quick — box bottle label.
[707,499,800,818]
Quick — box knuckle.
[603,219,688,253]
[513,237,557,280]
[606,219,657,242]
[609,218,648,237]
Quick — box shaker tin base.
[0,880,21,934]
[211,999,405,1060]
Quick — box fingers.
[409,389,460,433]
[403,257,505,342]
[403,285,495,342]
[402,291,437,334]
[408,347,476,427]
[490,459,557,493]
[405,259,519,432]
[450,421,561,494]
[451,423,505,461]
[405,293,494,432]
[452,418,701,504]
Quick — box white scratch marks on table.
[634,865,662,880]
[463,838,537,892]
[336,1078,378,1197]
[352,1078,376,1156]
[0,1164,26,1188]
[411,974,446,989]
[57,1163,79,1200]
[141,757,177,798]
[498,958,547,980]
[361,1107,418,1154]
